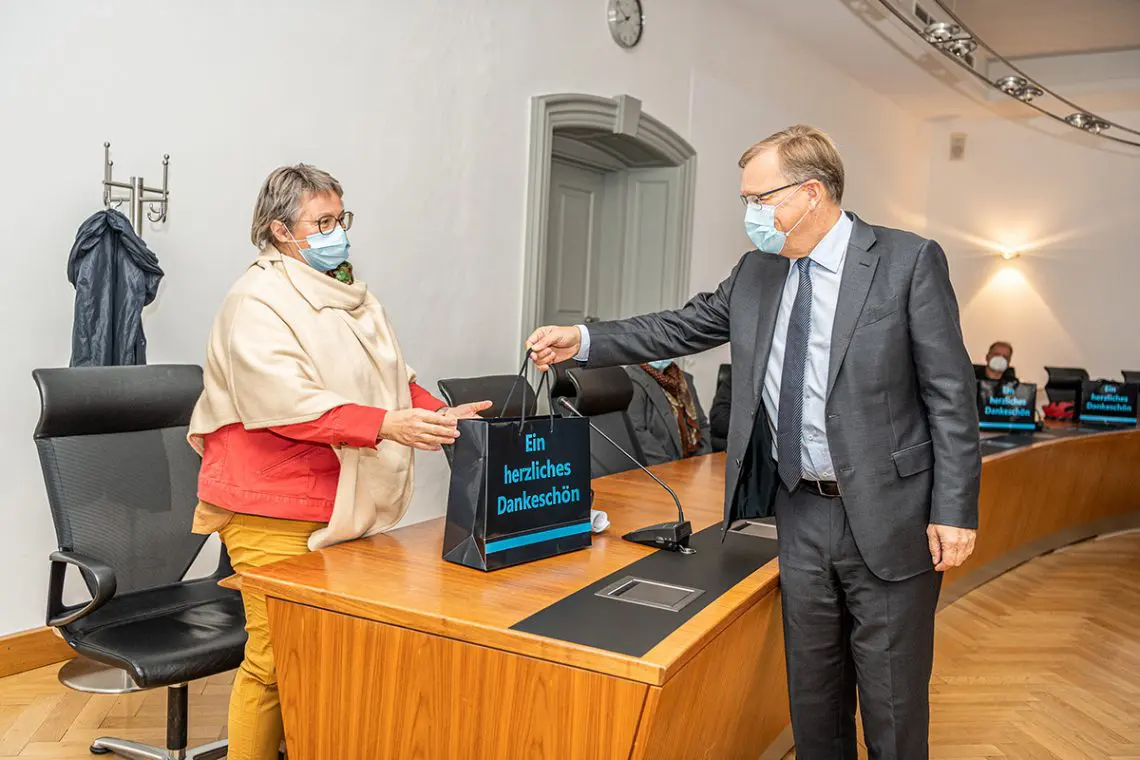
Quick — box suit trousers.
[774,484,941,760]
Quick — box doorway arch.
[520,93,697,348]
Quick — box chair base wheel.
[87,736,228,759]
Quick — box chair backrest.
[550,360,578,400]
[1044,366,1089,404]
[565,367,646,478]
[717,363,731,392]
[437,375,538,419]
[33,365,209,597]
[1045,366,1089,382]
[1122,371,1140,385]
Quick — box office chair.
[711,363,731,452]
[437,375,540,466]
[1122,371,1140,385]
[565,366,646,478]
[437,374,539,419]
[1044,366,1089,404]
[975,364,1018,381]
[716,363,731,392]
[549,359,578,400]
[32,365,246,760]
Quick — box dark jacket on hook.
[68,209,164,367]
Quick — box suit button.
[735,457,742,466]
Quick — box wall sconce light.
[1000,249,1021,261]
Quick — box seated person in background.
[982,340,1018,383]
[625,359,711,465]
[709,365,731,451]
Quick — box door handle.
[584,315,599,323]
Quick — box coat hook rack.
[102,142,170,238]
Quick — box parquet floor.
[784,530,1140,759]
[2,533,1137,760]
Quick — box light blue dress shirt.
[762,211,852,481]
[574,211,852,481]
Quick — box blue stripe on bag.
[485,521,592,554]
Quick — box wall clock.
[608,0,644,49]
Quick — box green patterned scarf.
[327,261,354,285]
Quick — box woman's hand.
[442,400,494,420]
[379,409,460,451]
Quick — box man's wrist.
[573,325,591,362]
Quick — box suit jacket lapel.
[827,215,879,398]
[751,254,790,399]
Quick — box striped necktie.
[777,256,813,490]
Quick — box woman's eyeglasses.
[301,211,354,235]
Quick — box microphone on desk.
[557,397,695,555]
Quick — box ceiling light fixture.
[995,75,1026,94]
[1016,85,1044,103]
[874,0,1140,149]
[1066,113,1111,134]
[1000,249,1021,261]
[922,21,960,43]
[944,37,977,58]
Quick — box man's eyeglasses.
[739,182,797,207]
[300,211,354,235]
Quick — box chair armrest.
[47,550,117,628]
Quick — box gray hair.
[250,164,343,248]
[738,125,845,204]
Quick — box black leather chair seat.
[62,577,246,688]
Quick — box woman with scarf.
[625,359,712,465]
[188,164,490,760]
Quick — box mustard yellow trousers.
[219,513,323,760]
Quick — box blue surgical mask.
[744,183,810,255]
[648,359,673,371]
[291,225,350,272]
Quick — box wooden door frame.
[520,94,697,355]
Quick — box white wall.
[0,0,930,636]
[925,113,1140,389]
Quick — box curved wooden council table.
[242,425,1140,760]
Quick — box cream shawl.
[189,248,415,550]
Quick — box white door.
[543,160,606,326]
[619,166,682,316]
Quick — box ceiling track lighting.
[871,0,1140,149]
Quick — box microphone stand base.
[623,520,694,554]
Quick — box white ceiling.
[949,0,1140,59]
[753,0,1140,122]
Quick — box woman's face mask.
[289,225,350,272]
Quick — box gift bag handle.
[501,351,555,432]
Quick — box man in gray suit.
[528,125,980,760]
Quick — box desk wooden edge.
[981,424,1136,461]
[243,556,782,687]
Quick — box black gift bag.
[442,359,592,571]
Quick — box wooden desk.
[245,454,787,760]
[243,426,1140,760]
[944,426,1140,603]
